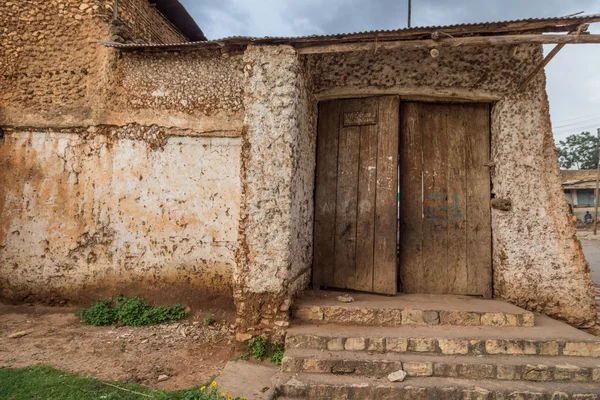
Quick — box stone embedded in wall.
[491,198,512,211]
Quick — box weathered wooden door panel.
[314,96,399,295]
[399,102,491,297]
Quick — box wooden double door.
[313,96,492,297]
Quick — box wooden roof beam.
[296,33,600,55]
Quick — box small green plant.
[76,299,116,326]
[271,344,284,365]
[76,296,187,327]
[248,336,267,361]
[232,353,249,362]
[203,313,215,326]
[119,342,126,352]
[183,379,245,400]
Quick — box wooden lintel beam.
[296,33,600,55]
[517,43,565,91]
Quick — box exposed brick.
[497,364,521,380]
[438,339,469,355]
[367,337,385,352]
[327,337,344,351]
[539,341,559,356]
[344,337,367,351]
[385,337,408,353]
[403,361,433,376]
[408,337,437,352]
[401,309,426,325]
[522,364,551,382]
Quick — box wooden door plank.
[334,99,361,289]
[421,103,449,294]
[354,99,379,292]
[466,104,492,298]
[446,105,468,294]
[373,96,400,294]
[314,100,341,289]
[399,102,424,293]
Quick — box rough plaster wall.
[236,45,316,339]
[111,51,245,131]
[491,68,596,327]
[0,129,241,307]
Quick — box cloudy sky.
[181,0,600,143]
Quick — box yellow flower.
[200,386,206,391]
[242,398,246,400]
[221,392,225,397]
[211,381,217,387]
[228,396,232,400]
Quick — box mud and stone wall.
[1,0,194,129]
[1,0,246,311]
[235,45,317,340]
[307,44,596,327]
[110,50,245,131]
[1,0,113,128]
[0,127,241,307]
[491,68,596,327]
[109,0,188,44]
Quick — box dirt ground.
[0,300,241,390]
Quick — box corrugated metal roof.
[99,13,600,50]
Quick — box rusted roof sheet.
[99,13,600,50]
[562,169,598,183]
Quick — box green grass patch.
[246,336,284,364]
[0,366,245,400]
[77,296,187,327]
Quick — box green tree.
[557,131,600,170]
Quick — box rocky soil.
[0,301,241,390]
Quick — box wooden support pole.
[296,33,600,55]
[594,127,600,235]
[518,43,565,91]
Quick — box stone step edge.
[292,305,535,327]
[281,351,600,383]
[285,333,600,357]
[278,374,600,399]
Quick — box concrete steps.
[279,291,600,399]
[293,291,534,327]
[277,374,600,399]
[286,316,600,358]
[282,349,600,383]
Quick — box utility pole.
[113,0,119,22]
[408,0,412,28]
[594,127,600,234]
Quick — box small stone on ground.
[387,369,407,382]
[157,374,169,382]
[336,294,354,303]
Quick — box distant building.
[562,170,598,220]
